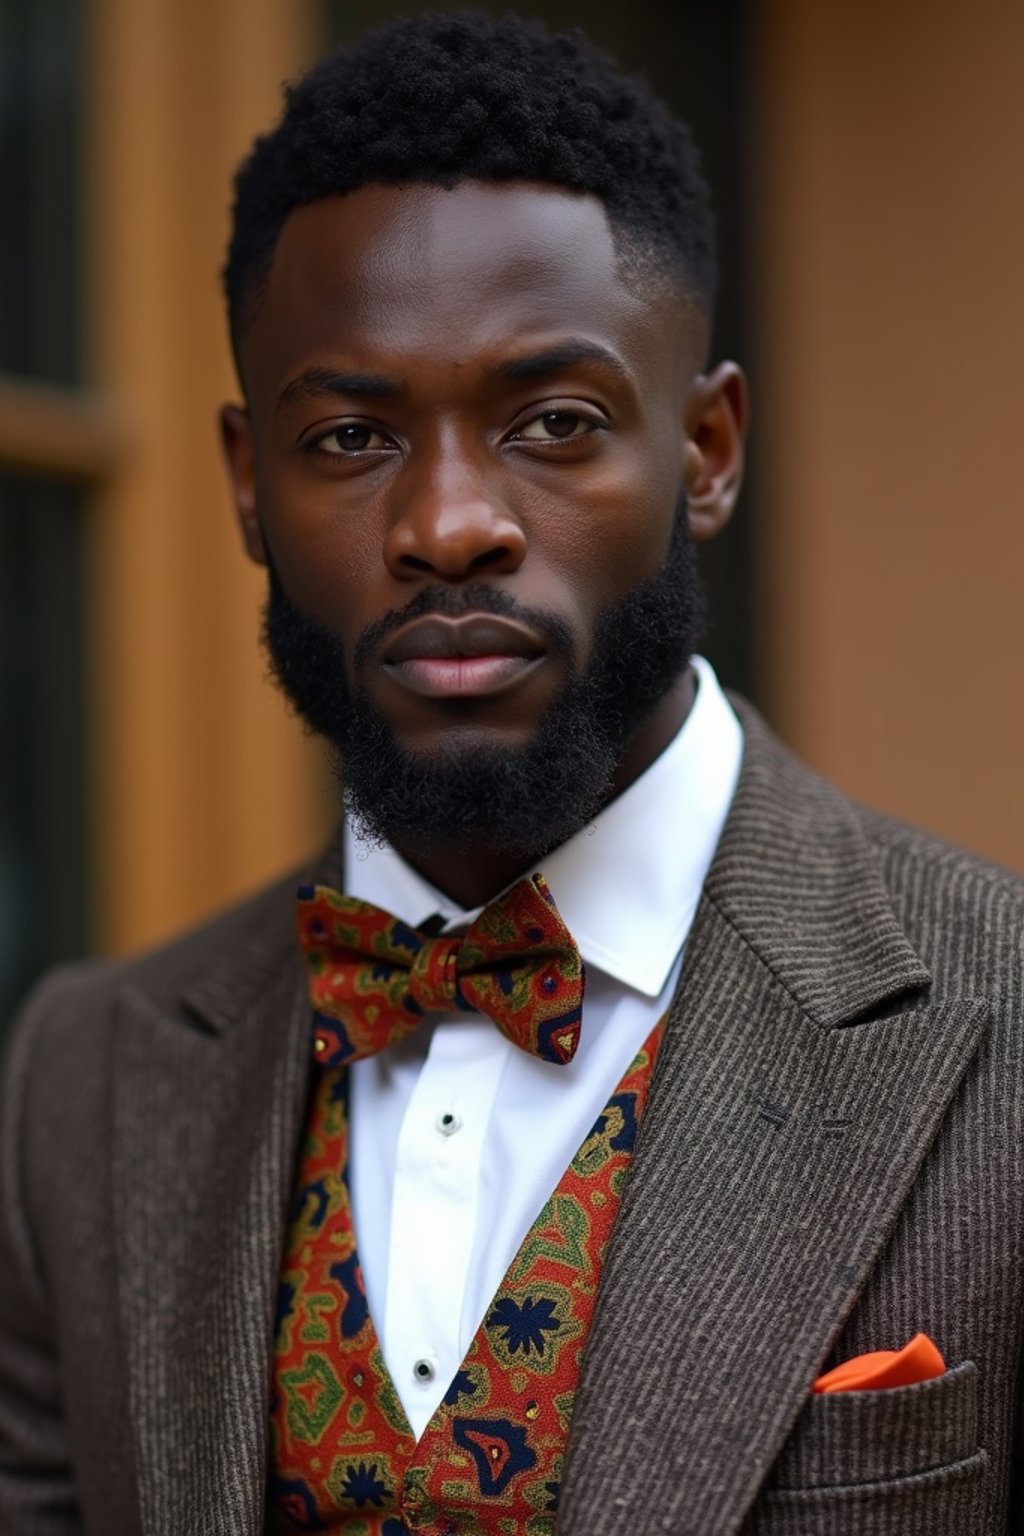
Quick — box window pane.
[0,471,89,1024]
[0,0,82,384]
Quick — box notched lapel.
[111,935,313,1536]
[558,710,990,1536]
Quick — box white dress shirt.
[346,655,743,1437]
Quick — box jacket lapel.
[558,707,989,1536]
[110,862,333,1536]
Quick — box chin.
[392,718,542,760]
[334,706,616,859]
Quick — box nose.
[383,441,527,582]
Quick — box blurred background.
[2,0,1023,1030]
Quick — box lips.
[382,614,547,699]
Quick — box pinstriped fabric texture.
[1,702,1023,1536]
[111,961,314,1536]
[0,871,329,1536]
[745,1452,988,1535]
[0,966,140,1536]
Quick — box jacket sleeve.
[0,975,84,1535]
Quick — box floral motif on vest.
[270,1020,664,1534]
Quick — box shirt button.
[436,1110,462,1137]
[413,1357,436,1384]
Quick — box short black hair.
[224,10,717,349]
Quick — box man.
[1,11,1022,1535]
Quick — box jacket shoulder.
[854,799,1024,913]
[853,800,1024,995]
[4,857,317,1057]
[725,697,1024,1010]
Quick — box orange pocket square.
[812,1332,946,1394]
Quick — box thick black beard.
[262,501,704,858]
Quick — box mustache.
[353,583,576,673]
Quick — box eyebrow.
[274,339,632,416]
[275,366,401,415]
[495,340,632,384]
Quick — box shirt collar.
[343,655,743,997]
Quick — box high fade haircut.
[224,10,718,355]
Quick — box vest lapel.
[557,709,989,1536]
[110,879,319,1536]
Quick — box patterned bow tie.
[296,873,585,1067]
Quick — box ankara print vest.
[270,1020,665,1535]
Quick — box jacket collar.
[177,833,343,1037]
[703,697,930,1026]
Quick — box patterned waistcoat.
[270,1020,664,1535]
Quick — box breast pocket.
[742,1361,987,1536]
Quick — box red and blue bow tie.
[297,873,585,1067]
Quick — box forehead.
[240,180,693,389]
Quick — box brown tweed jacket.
[2,703,1023,1536]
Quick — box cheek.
[542,453,681,618]
[254,457,386,635]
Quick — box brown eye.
[316,424,387,454]
[517,411,593,442]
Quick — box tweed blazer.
[2,702,1023,1536]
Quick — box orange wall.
[754,0,1024,871]
[86,0,332,954]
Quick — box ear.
[219,403,267,565]
[682,362,748,543]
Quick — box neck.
[390,667,696,909]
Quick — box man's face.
[224,181,739,855]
